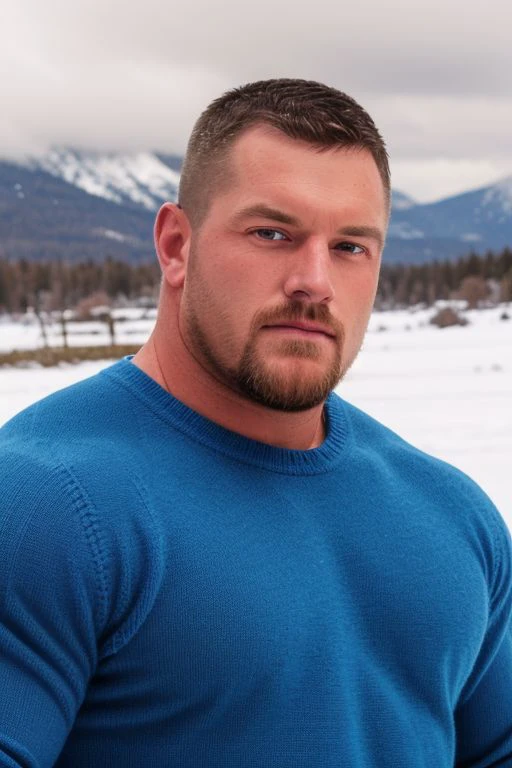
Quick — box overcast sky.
[1,0,511,202]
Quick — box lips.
[262,321,336,338]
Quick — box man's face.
[178,125,387,412]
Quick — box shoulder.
[0,365,167,658]
[336,392,489,489]
[333,392,511,555]
[334,393,512,652]
[1,359,133,445]
[0,359,157,491]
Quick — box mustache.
[252,301,343,339]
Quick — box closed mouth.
[262,321,336,338]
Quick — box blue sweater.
[1,357,512,767]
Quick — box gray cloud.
[1,0,511,200]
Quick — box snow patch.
[391,190,417,211]
[481,176,512,217]
[103,229,126,242]
[388,222,425,239]
[460,233,482,242]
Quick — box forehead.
[215,125,388,227]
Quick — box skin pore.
[133,124,388,450]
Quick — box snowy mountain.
[0,157,157,262]
[387,178,512,262]
[1,148,512,263]
[22,148,181,210]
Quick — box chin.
[236,358,342,413]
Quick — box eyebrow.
[232,204,385,251]
[233,204,299,227]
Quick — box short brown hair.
[179,78,390,226]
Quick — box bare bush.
[430,307,469,328]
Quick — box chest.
[104,469,488,718]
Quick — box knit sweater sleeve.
[454,497,512,767]
[0,446,156,768]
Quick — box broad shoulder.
[1,361,131,447]
[0,360,154,534]
[334,392,509,542]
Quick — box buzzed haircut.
[178,78,391,227]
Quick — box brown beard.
[232,301,343,411]
[186,297,345,412]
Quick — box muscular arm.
[0,455,103,766]
[455,515,512,767]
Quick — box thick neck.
[132,303,327,451]
[106,358,349,476]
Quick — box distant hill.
[1,149,512,264]
[387,177,512,263]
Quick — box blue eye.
[335,242,366,255]
[253,228,288,241]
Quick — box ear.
[154,203,191,289]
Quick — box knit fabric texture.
[1,356,512,767]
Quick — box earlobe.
[154,203,190,289]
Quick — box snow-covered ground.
[1,305,511,528]
[0,307,157,352]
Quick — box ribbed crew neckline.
[104,357,350,476]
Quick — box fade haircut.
[178,78,391,227]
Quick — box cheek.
[183,271,256,353]
[335,268,379,313]
[209,262,273,322]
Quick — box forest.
[0,247,511,316]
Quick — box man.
[1,79,511,767]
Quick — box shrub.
[429,307,469,328]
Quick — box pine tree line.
[377,247,512,309]
[0,247,511,316]
[0,257,160,315]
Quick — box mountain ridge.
[1,149,511,264]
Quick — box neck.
[132,314,326,451]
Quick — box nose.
[283,238,335,304]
